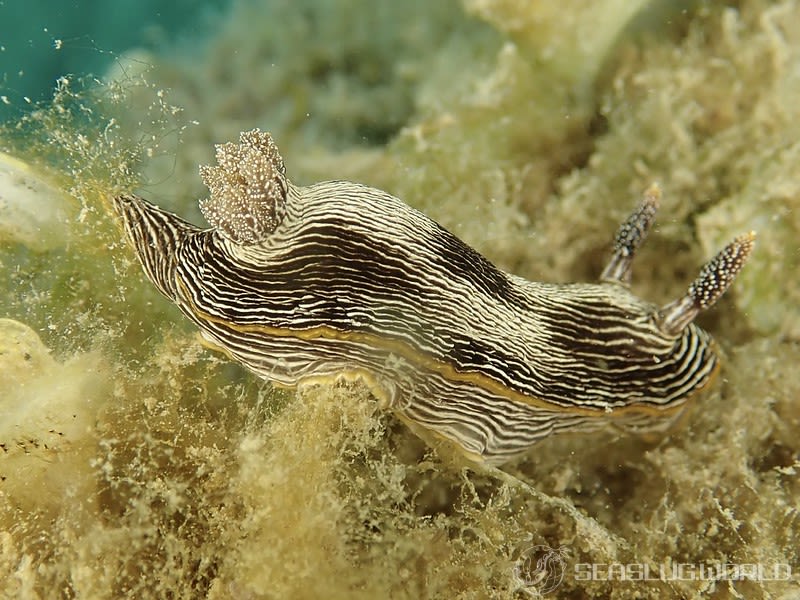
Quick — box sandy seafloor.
[1,0,799,598]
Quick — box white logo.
[514,544,568,596]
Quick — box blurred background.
[0,0,229,122]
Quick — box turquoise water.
[0,0,228,122]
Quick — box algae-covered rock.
[0,318,107,517]
[696,143,800,338]
[0,151,75,250]
[1,0,799,598]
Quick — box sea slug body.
[113,130,754,465]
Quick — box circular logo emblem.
[513,544,567,596]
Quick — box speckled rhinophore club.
[113,129,755,465]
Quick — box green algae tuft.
[1,1,799,598]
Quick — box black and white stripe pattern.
[112,181,717,464]
[111,131,733,465]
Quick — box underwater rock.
[0,318,108,518]
[0,152,75,250]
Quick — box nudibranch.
[113,129,754,465]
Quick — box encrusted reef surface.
[1,0,798,598]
